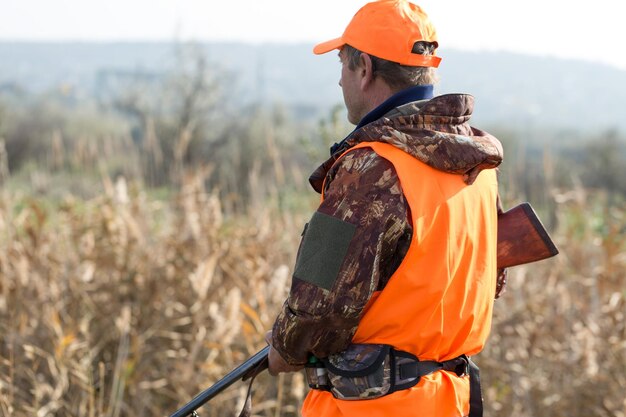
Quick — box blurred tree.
[581,129,626,200]
[2,100,65,172]
[0,138,8,185]
[109,43,320,214]
[0,100,6,183]
[113,43,230,187]
[0,99,4,135]
[299,104,350,165]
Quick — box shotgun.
[169,346,269,417]
[169,203,556,416]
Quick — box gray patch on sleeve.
[293,211,357,291]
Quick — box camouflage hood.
[309,93,503,193]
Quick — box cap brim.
[313,37,345,55]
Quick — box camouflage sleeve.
[271,148,412,365]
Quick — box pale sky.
[2,0,625,70]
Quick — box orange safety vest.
[302,142,498,417]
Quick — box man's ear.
[359,53,375,91]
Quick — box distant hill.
[0,42,624,132]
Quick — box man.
[266,1,504,416]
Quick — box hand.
[264,331,304,376]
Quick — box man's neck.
[362,82,396,118]
[329,84,435,156]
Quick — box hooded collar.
[310,93,503,193]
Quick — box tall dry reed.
[0,171,308,417]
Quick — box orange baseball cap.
[313,0,441,68]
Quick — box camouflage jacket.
[272,94,503,365]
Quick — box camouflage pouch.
[323,344,392,400]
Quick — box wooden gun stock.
[497,203,559,268]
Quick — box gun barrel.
[169,346,270,417]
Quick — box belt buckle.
[455,356,470,377]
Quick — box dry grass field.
[0,172,308,417]
[1,169,624,417]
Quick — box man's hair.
[343,42,439,91]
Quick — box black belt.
[393,350,482,417]
[395,350,468,385]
